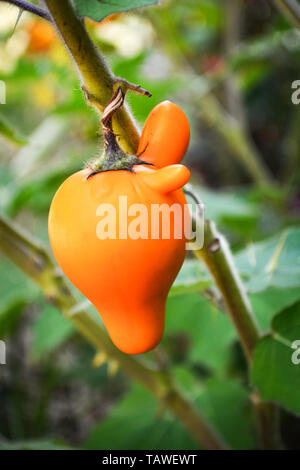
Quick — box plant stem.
[43,0,141,154]
[43,0,273,185]
[197,93,274,188]
[88,87,153,175]
[194,219,281,449]
[273,0,300,28]
[0,213,227,450]
[195,219,260,363]
[0,0,51,20]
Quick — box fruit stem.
[102,87,126,149]
[195,219,260,362]
[273,0,300,28]
[87,87,152,176]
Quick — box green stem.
[87,87,152,176]
[43,0,141,154]
[0,214,227,450]
[195,219,260,362]
[0,0,228,450]
[253,392,282,450]
[194,219,281,449]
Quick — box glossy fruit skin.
[49,164,190,354]
[137,101,190,168]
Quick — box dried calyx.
[87,87,153,179]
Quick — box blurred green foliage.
[1,0,300,451]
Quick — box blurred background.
[0,0,300,450]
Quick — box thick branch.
[273,0,300,28]
[0,213,227,450]
[43,0,140,153]
[194,219,281,449]
[253,392,282,450]
[195,219,260,362]
[0,0,51,20]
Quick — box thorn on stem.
[115,78,152,98]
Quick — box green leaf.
[194,187,258,222]
[74,0,158,22]
[196,378,256,450]
[250,287,300,332]
[252,302,300,415]
[7,166,79,216]
[0,258,38,307]
[165,293,236,372]
[235,227,300,293]
[84,384,197,450]
[31,303,74,359]
[0,259,39,341]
